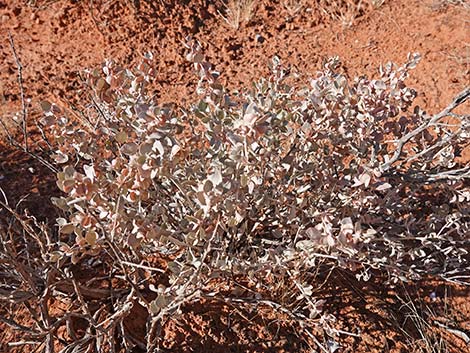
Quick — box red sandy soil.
[0,0,469,352]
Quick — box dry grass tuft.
[219,0,257,29]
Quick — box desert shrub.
[2,41,468,351]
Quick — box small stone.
[255,34,265,43]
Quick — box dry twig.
[380,86,470,178]
[8,32,28,151]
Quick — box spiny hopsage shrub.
[41,42,469,344]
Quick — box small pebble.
[255,34,265,43]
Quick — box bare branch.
[8,32,28,151]
[380,86,470,172]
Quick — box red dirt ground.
[0,0,469,352]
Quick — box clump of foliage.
[1,40,468,352]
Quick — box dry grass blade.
[219,0,257,29]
